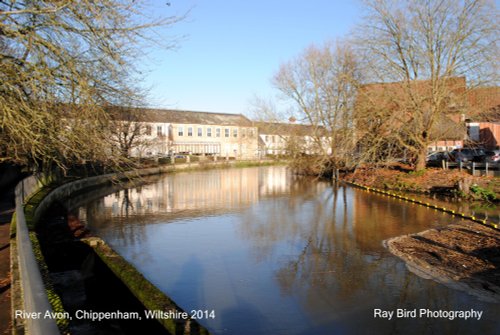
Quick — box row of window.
[145,125,255,138]
[265,135,281,143]
[144,125,164,136]
[146,125,255,138]
[178,127,239,138]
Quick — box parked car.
[449,148,486,162]
[426,151,453,167]
[483,149,500,163]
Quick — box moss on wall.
[9,212,17,239]
[88,240,210,335]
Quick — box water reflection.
[78,167,290,224]
[77,166,500,335]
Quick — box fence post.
[472,162,476,175]
[486,162,489,176]
[459,160,462,172]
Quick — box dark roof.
[110,107,254,126]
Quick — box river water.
[75,166,500,335]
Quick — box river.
[75,166,500,335]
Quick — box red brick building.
[466,86,500,149]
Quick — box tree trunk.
[414,146,427,171]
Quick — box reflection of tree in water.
[273,186,385,302]
[239,177,326,263]
[82,188,151,263]
[240,182,471,322]
[122,188,134,217]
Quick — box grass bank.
[343,165,500,203]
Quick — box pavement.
[0,186,15,334]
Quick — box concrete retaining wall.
[14,175,60,334]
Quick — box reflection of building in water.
[258,166,290,195]
[91,167,292,219]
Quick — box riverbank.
[385,221,500,303]
[348,165,500,302]
[343,165,500,202]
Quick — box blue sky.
[139,0,362,117]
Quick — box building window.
[249,129,254,137]
[157,126,163,137]
[178,127,184,136]
[265,135,269,142]
[241,129,246,138]
[207,128,212,137]
[145,125,152,136]
[233,129,238,138]
[225,128,230,137]
[216,128,221,137]
[198,127,203,137]
[188,127,193,136]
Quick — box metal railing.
[438,160,500,175]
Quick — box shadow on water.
[171,255,205,305]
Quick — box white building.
[255,122,332,156]
[112,108,259,159]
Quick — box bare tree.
[107,106,157,159]
[355,0,499,170]
[269,40,362,175]
[0,1,181,172]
